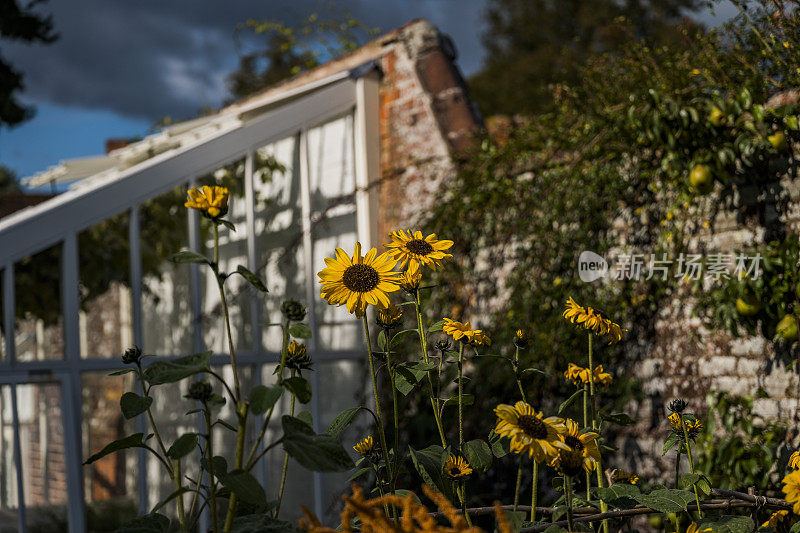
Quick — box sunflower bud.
[668,399,688,414]
[281,299,307,322]
[514,329,528,349]
[286,341,313,374]
[185,381,213,402]
[435,339,451,352]
[376,304,403,329]
[122,345,142,365]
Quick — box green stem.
[458,482,472,526]
[204,408,219,533]
[244,320,291,468]
[362,316,393,494]
[384,329,400,493]
[588,333,610,533]
[135,365,172,476]
[173,459,187,529]
[223,403,249,532]
[457,343,465,448]
[414,291,447,447]
[531,460,538,523]
[565,476,575,533]
[675,450,681,488]
[680,414,703,519]
[513,458,523,511]
[514,346,527,403]
[275,370,296,518]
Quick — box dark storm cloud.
[2,0,487,122]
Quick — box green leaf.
[698,516,755,533]
[296,410,313,426]
[488,430,509,458]
[462,439,493,474]
[427,319,445,332]
[633,489,695,513]
[681,473,711,496]
[221,469,266,507]
[282,416,355,472]
[230,514,298,533]
[143,351,211,385]
[347,467,372,483]
[215,419,237,432]
[441,395,474,408]
[248,385,282,415]
[170,250,210,264]
[600,412,636,426]
[167,433,198,460]
[594,484,641,509]
[120,392,153,419]
[327,407,364,439]
[84,433,147,464]
[151,487,192,514]
[234,265,267,292]
[520,368,546,377]
[408,445,453,501]
[201,455,228,479]
[282,376,312,404]
[558,388,584,415]
[662,434,680,456]
[109,368,135,376]
[115,513,170,533]
[389,329,419,349]
[288,324,312,339]
[394,363,429,396]
[219,219,236,232]
[790,520,800,533]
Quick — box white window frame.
[0,68,381,532]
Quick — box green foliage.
[694,391,786,491]
[228,9,379,100]
[469,0,701,116]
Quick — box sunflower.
[614,469,639,485]
[669,413,702,441]
[376,303,403,329]
[563,364,613,386]
[790,451,800,470]
[514,329,528,349]
[494,401,568,462]
[552,418,600,475]
[353,436,374,455]
[564,363,585,384]
[762,510,789,529]
[443,455,472,479]
[185,185,229,219]
[784,469,800,515]
[563,296,626,344]
[318,243,401,318]
[442,318,491,346]
[399,262,422,291]
[285,341,313,374]
[384,230,454,271]
[686,523,712,533]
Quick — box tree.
[0,0,58,128]
[227,12,377,101]
[468,0,701,117]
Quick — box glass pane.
[198,162,253,353]
[257,363,315,522]
[316,360,368,521]
[0,386,20,531]
[79,212,134,359]
[16,383,68,531]
[145,381,199,511]
[254,136,307,353]
[82,371,138,530]
[14,244,64,362]
[308,114,360,352]
[140,186,193,355]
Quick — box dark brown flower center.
[449,467,461,476]
[559,449,584,477]
[342,264,379,292]
[518,415,548,439]
[406,239,434,256]
[564,435,584,452]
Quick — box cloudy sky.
[0,0,736,183]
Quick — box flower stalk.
[414,290,448,447]
[679,413,703,519]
